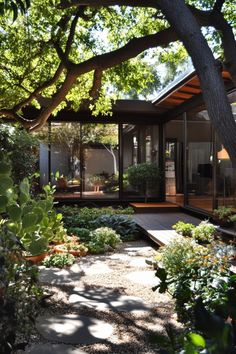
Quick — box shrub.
[68,227,91,242]
[154,237,232,323]
[212,206,234,225]
[0,124,39,184]
[88,227,121,254]
[0,226,42,353]
[42,253,75,268]
[172,221,195,236]
[93,214,139,241]
[192,220,216,243]
[62,206,134,230]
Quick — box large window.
[122,124,159,199]
[186,110,213,211]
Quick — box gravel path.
[25,239,183,354]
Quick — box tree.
[0,0,236,159]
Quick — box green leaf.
[187,333,205,348]
[0,195,8,211]
[7,204,22,221]
[0,176,13,192]
[19,178,30,195]
[155,267,167,281]
[0,161,11,175]
[22,212,38,229]
[19,192,29,205]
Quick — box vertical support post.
[80,123,83,199]
[212,129,217,209]
[48,121,51,184]
[118,123,123,200]
[183,112,188,206]
[159,123,165,201]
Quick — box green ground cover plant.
[42,253,75,268]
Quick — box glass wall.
[122,124,159,200]
[82,124,119,199]
[40,122,159,200]
[164,117,184,206]
[186,110,213,212]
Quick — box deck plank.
[133,212,201,246]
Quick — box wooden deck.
[130,202,180,213]
[133,212,201,246]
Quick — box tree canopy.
[0,0,236,157]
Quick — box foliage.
[0,153,67,255]
[153,237,232,323]
[93,214,139,241]
[0,124,39,184]
[212,206,234,224]
[67,227,91,242]
[0,225,41,353]
[192,220,217,243]
[172,221,195,237]
[62,237,88,255]
[180,291,236,354]
[230,214,236,223]
[61,206,134,229]
[126,163,160,201]
[88,227,121,254]
[0,0,30,21]
[42,252,75,268]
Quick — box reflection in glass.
[186,110,213,211]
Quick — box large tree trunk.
[156,0,236,162]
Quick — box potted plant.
[23,231,49,263]
[212,206,234,227]
[126,163,160,202]
[54,237,88,257]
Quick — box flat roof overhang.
[152,70,235,122]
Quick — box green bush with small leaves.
[172,221,195,237]
[192,220,216,243]
[88,227,121,254]
[42,253,75,268]
[92,214,139,241]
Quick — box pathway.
[24,240,182,354]
[133,212,201,246]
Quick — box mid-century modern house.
[40,69,236,216]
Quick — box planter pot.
[53,244,85,257]
[24,252,48,264]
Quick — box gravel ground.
[25,239,183,354]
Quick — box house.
[40,69,236,215]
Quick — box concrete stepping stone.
[128,257,148,268]
[36,314,113,344]
[79,261,113,276]
[68,286,152,313]
[107,254,131,261]
[25,343,86,354]
[39,263,82,285]
[125,270,159,287]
